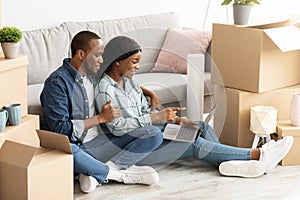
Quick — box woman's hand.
[97,100,121,123]
[150,107,185,123]
[176,117,197,127]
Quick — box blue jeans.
[71,143,109,184]
[137,122,251,165]
[82,126,163,169]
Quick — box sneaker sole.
[219,160,267,178]
[79,174,100,193]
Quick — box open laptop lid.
[36,129,72,154]
[203,103,216,126]
[197,103,216,135]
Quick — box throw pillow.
[151,28,212,74]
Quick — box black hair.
[71,31,101,57]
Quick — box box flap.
[0,140,36,167]
[36,129,72,154]
[263,26,300,52]
[245,17,291,29]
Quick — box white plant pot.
[290,93,300,126]
[1,42,20,59]
[233,5,252,25]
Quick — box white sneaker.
[121,165,159,185]
[79,174,100,193]
[259,136,294,173]
[219,160,267,178]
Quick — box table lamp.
[250,106,278,148]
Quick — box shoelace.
[262,140,278,150]
[124,173,145,183]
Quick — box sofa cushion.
[134,73,187,105]
[62,12,181,73]
[27,84,44,121]
[151,28,212,74]
[19,26,70,85]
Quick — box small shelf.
[0,54,28,73]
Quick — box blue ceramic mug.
[4,103,22,126]
[0,109,8,131]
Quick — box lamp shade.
[250,106,278,135]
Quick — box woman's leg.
[139,123,250,165]
[180,137,251,163]
[199,122,220,143]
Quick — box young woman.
[94,36,294,178]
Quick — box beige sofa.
[19,12,213,122]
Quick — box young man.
[95,36,294,178]
[40,31,163,193]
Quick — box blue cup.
[4,103,22,126]
[0,109,8,131]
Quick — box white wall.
[1,0,226,31]
[1,0,299,31]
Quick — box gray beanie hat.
[99,36,141,77]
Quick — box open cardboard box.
[0,130,73,200]
[212,19,300,93]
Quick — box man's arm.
[84,100,119,131]
[40,77,74,136]
[95,88,151,136]
[41,77,119,142]
[141,86,162,111]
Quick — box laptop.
[36,129,72,154]
[163,103,216,143]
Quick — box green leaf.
[221,0,232,5]
[0,26,22,43]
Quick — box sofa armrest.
[187,54,205,121]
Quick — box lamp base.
[252,134,271,149]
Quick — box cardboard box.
[0,115,40,147]
[0,55,28,117]
[277,120,300,165]
[212,21,300,93]
[0,130,73,200]
[214,84,300,148]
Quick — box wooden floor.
[74,158,300,200]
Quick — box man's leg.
[83,126,163,169]
[71,143,109,183]
[72,143,160,193]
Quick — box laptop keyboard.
[176,126,197,141]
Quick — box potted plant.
[221,0,261,25]
[0,26,23,59]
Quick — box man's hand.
[140,86,162,111]
[149,92,162,112]
[97,100,121,123]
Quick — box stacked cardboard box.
[0,55,74,198]
[0,55,39,147]
[277,120,300,165]
[212,19,300,152]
